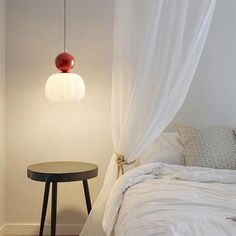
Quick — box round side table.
[27,161,98,236]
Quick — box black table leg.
[39,182,50,236]
[83,180,92,214]
[51,182,57,236]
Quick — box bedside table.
[27,161,98,236]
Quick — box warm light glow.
[45,73,85,102]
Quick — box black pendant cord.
[64,0,67,52]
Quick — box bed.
[103,162,236,236]
[102,127,236,236]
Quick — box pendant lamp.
[45,0,85,102]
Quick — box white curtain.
[81,1,216,235]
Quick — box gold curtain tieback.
[115,153,135,176]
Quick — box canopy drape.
[81,1,216,235]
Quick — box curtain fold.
[81,1,216,235]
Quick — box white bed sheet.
[103,163,236,236]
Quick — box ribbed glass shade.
[45,73,85,102]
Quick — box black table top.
[27,161,98,182]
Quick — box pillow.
[139,132,185,165]
[175,123,236,169]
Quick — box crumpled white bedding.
[102,162,236,236]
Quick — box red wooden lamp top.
[55,52,75,72]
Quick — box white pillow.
[139,132,185,165]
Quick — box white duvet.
[102,163,236,236]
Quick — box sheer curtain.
[81,1,216,235]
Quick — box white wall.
[172,0,236,127]
[0,0,5,231]
[4,0,236,234]
[6,0,114,231]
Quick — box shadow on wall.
[30,207,86,235]
[56,207,87,224]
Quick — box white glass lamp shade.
[45,73,85,102]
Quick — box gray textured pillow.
[175,123,236,169]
